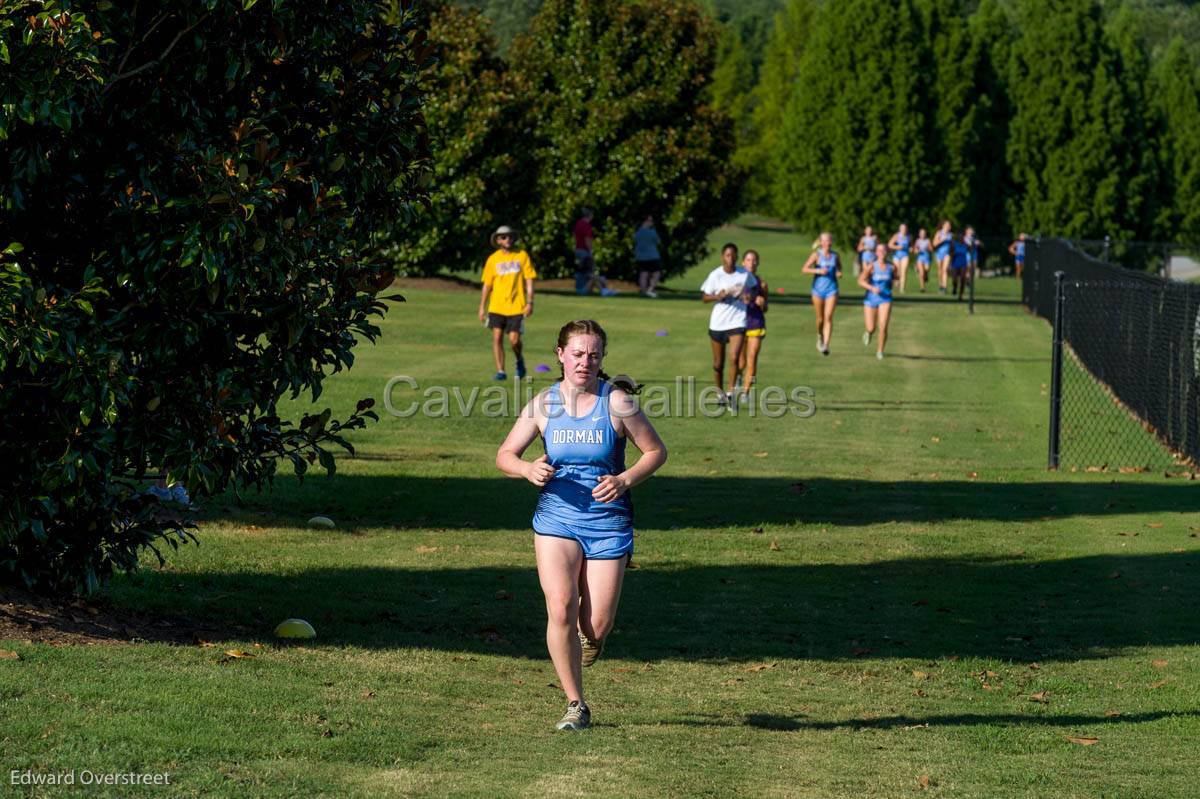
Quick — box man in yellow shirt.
[478,225,537,380]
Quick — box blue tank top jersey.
[916,237,931,253]
[1015,241,1026,258]
[894,233,910,252]
[744,280,766,330]
[813,251,839,293]
[870,262,894,300]
[862,235,877,251]
[533,381,632,537]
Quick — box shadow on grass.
[110,550,1200,665]
[205,475,1199,531]
[699,710,1200,731]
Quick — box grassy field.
[2,222,1198,798]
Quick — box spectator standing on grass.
[701,242,757,404]
[478,225,536,380]
[496,319,667,732]
[634,215,663,298]
[574,208,617,297]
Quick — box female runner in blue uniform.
[1008,232,1027,279]
[858,243,895,360]
[888,223,911,293]
[801,232,841,355]
[914,228,932,292]
[933,220,954,294]
[496,319,667,732]
[856,225,878,277]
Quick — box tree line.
[712,0,1200,247]
[391,0,742,279]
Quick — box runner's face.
[742,253,758,272]
[820,234,832,251]
[722,248,737,269]
[558,334,604,388]
[875,244,887,260]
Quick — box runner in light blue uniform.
[858,243,895,360]
[802,232,842,355]
[933,220,954,294]
[495,319,668,732]
[914,228,932,292]
[888,223,912,293]
[1008,232,1028,278]
[858,226,878,273]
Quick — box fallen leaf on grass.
[1146,523,1163,529]
[723,678,743,686]
[917,775,934,789]
[902,723,930,731]
[1152,659,1168,668]
[769,540,781,551]
[912,670,929,680]
[982,683,998,691]
[224,649,255,659]
[1030,691,1050,703]
[415,545,440,554]
[754,451,769,458]
[746,662,777,673]
[930,436,941,443]
[0,649,21,660]
[1149,680,1168,689]
[361,690,376,699]
[1066,736,1099,746]
[614,667,634,674]
[966,471,978,479]
[1104,709,1122,718]
[913,689,927,697]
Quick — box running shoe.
[556,700,591,731]
[862,330,871,346]
[816,334,823,353]
[515,358,527,379]
[579,630,605,667]
[600,288,619,297]
[491,371,507,381]
[939,287,947,295]
[738,392,750,406]
[876,351,884,360]
[645,290,658,298]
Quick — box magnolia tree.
[0,0,431,593]
[510,0,741,278]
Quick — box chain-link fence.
[1024,238,1200,471]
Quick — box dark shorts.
[709,327,746,344]
[487,313,525,334]
[636,259,662,274]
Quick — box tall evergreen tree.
[741,0,818,214]
[1154,37,1200,243]
[967,0,1017,234]
[918,0,1007,232]
[1006,0,1154,239]
[774,0,929,244]
[710,23,756,148]
[510,0,741,277]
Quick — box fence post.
[1048,270,1066,470]
[968,240,976,314]
[1163,245,1171,280]
[1102,235,1111,262]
